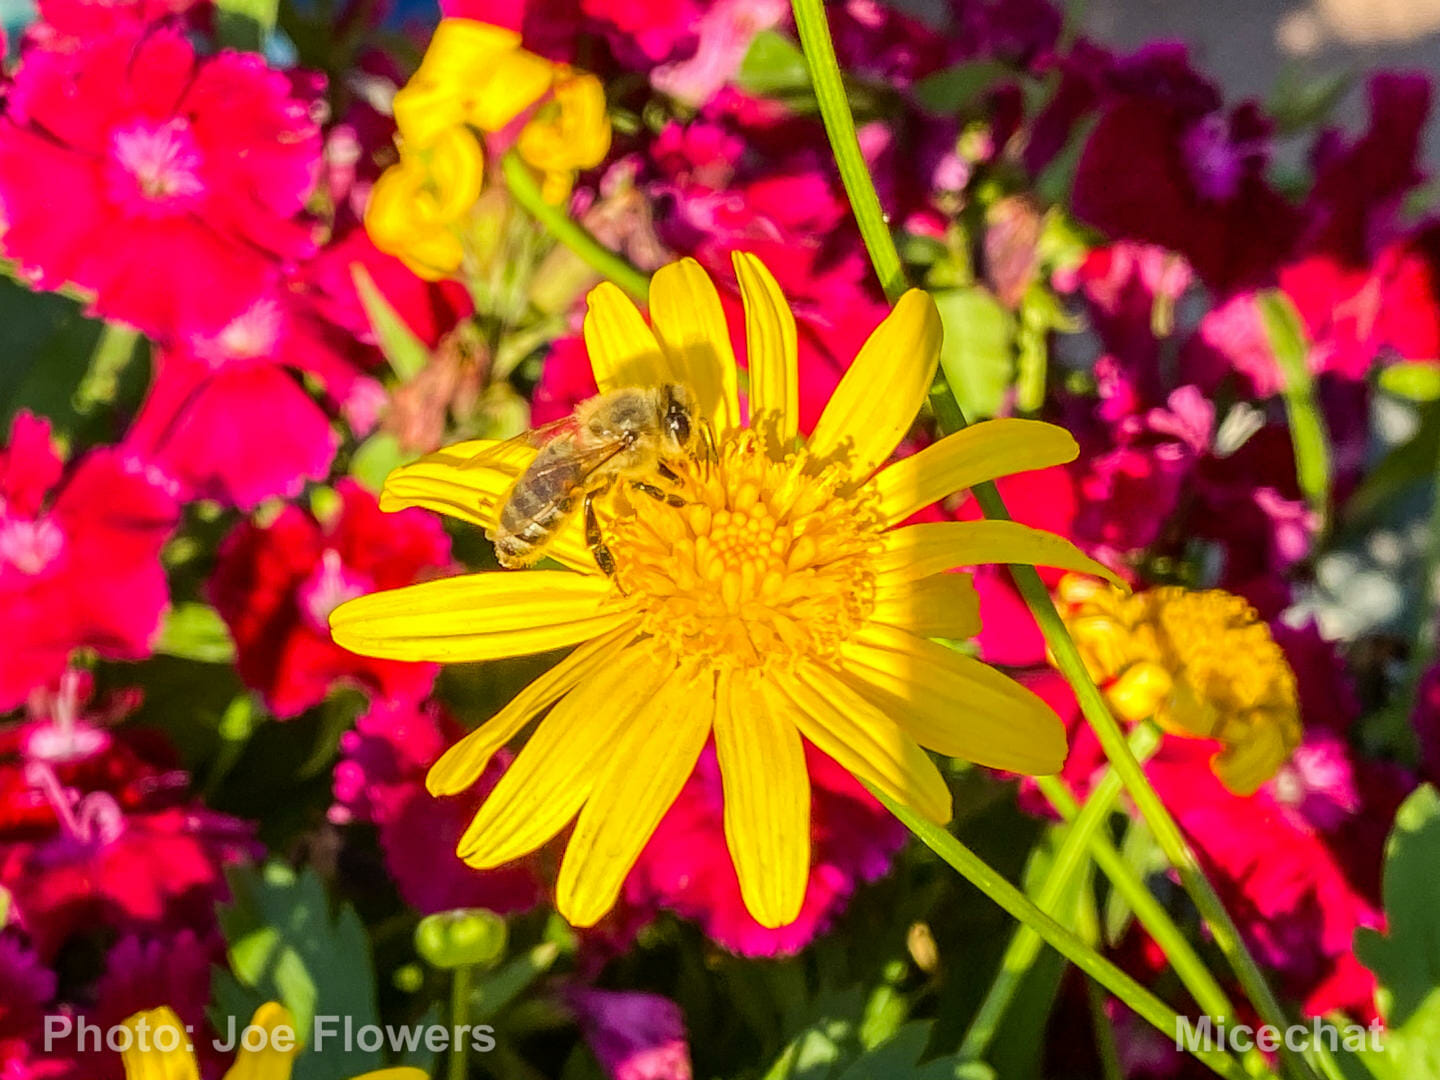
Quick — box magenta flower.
[0,27,321,342]
[209,479,451,717]
[331,698,542,915]
[567,988,693,1080]
[0,413,177,711]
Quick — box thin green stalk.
[789,0,905,304]
[960,725,1163,1061]
[1037,777,1276,1080]
[449,963,475,1080]
[787,4,1324,1077]
[1088,980,1125,1080]
[501,152,650,303]
[873,787,1249,1080]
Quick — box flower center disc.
[609,431,881,671]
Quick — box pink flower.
[26,0,208,53]
[567,989,693,1080]
[623,743,908,957]
[0,28,321,342]
[209,479,451,717]
[650,0,787,107]
[0,413,177,711]
[332,698,542,915]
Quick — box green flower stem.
[873,787,1249,1080]
[787,3,1323,1078]
[449,963,475,1080]
[501,152,651,303]
[789,0,906,304]
[959,725,1163,1061]
[1035,775,1278,1080]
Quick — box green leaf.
[1269,65,1356,135]
[932,286,1015,420]
[913,60,1013,114]
[213,863,383,1080]
[74,322,142,413]
[1380,361,1440,404]
[1257,289,1332,522]
[1342,400,1440,526]
[1355,785,1440,1080]
[154,602,237,664]
[738,29,814,99]
[837,1023,993,1080]
[352,263,431,382]
[215,0,278,52]
[350,431,410,494]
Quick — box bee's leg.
[631,481,686,507]
[584,488,618,578]
[656,461,683,486]
[699,419,719,468]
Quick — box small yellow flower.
[331,255,1121,929]
[516,68,613,204]
[392,19,553,148]
[1057,575,1303,795]
[366,126,485,280]
[118,1003,425,1080]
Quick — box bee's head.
[659,383,697,454]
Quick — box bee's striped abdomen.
[494,441,581,567]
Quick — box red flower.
[209,479,452,717]
[0,414,177,710]
[1071,44,1299,292]
[0,27,321,342]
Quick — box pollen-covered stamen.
[609,431,882,670]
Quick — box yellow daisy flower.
[331,255,1122,929]
[118,1003,425,1080]
[1057,575,1302,795]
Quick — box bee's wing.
[459,415,582,472]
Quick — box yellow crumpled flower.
[1057,575,1303,795]
[516,68,613,204]
[365,125,485,280]
[368,18,612,278]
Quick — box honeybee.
[476,384,706,575]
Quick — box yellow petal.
[224,1004,300,1080]
[457,644,664,866]
[870,571,981,640]
[330,571,633,663]
[842,625,1067,775]
[351,1072,430,1080]
[427,626,637,796]
[466,48,554,132]
[379,439,597,572]
[872,419,1078,526]
[713,669,809,928]
[777,665,952,825]
[120,1008,200,1080]
[876,520,1126,587]
[584,282,673,393]
[734,251,798,454]
[1213,713,1294,797]
[557,664,714,926]
[807,290,941,478]
[649,257,740,432]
